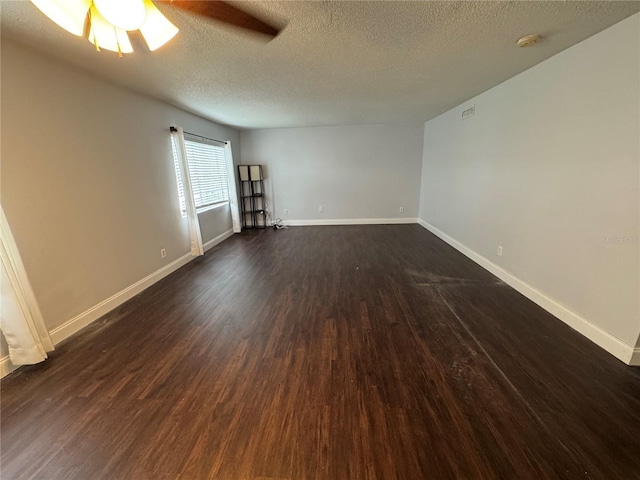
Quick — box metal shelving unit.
[238,165,266,229]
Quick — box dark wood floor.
[2,225,640,480]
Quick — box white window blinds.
[171,136,230,214]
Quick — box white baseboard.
[284,218,418,227]
[49,229,235,347]
[2,231,236,379]
[204,229,234,252]
[630,348,640,367]
[418,219,637,366]
[49,253,192,345]
[0,355,17,378]
[48,229,236,347]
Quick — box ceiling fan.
[30,0,283,57]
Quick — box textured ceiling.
[1,1,639,129]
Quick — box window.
[171,136,230,215]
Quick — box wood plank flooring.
[2,225,640,480]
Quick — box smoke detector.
[517,34,541,48]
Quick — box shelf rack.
[238,165,266,229]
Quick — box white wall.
[1,38,239,333]
[240,123,424,223]
[419,14,640,359]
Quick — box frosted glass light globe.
[93,0,146,31]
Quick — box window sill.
[180,201,229,218]
[197,202,230,214]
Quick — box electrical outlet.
[497,246,503,256]
[319,206,324,212]
[399,207,405,213]
[161,248,167,259]
[283,209,288,215]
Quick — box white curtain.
[171,127,204,256]
[224,142,242,233]
[0,208,54,365]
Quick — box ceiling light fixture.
[30,0,179,57]
[93,0,146,31]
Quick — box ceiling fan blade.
[160,1,281,38]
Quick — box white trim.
[203,229,234,252]
[180,201,230,218]
[630,348,640,367]
[0,355,17,378]
[196,201,230,215]
[1,229,237,379]
[3,230,236,378]
[49,252,193,345]
[417,219,637,365]
[284,218,418,227]
[180,200,230,218]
